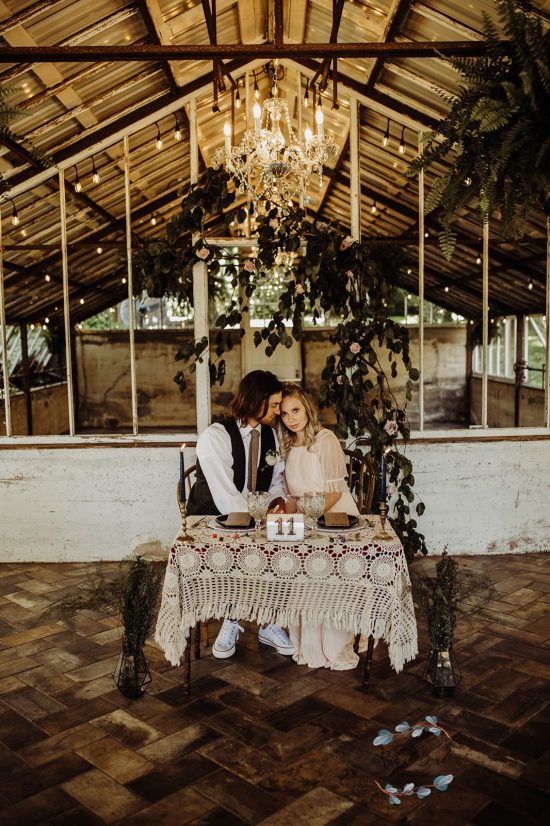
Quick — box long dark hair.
[229,370,282,424]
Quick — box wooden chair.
[343,449,376,515]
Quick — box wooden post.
[123,133,138,435]
[59,169,76,435]
[418,135,425,431]
[350,97,360,240]
[0,207,11,436]
[19,322,33,435]
[515,314,524,428]
[481,219,489,429]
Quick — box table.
[154,516,417,690]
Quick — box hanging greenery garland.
[134,167,427,560]
[408,0,550,260]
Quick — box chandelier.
[213,73,336,210]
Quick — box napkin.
[323,512,350,527]
[225,512,253,527]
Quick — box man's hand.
[268,496,286,514]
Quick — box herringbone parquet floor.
[0,553,549,825]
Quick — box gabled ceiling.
[0,0,549,327]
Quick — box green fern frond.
[439,225,457,261]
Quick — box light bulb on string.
[74,165,82,193]
[155,122,163,150]
[528,278,533,290]
[371,201,377,215]
[476,253,482,265]
[91,157,100,184]
[304,79,310,108]
[174,113,182,141]
[151,213,157,226]
[383,118,390,147]
[235,86,241,109]
[10,199,19,226]
[398,125,405,155]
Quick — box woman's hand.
[268,496,286,514]
[285,497,298,514]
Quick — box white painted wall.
[0,431,549,561]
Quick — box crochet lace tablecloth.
[155,517,417,673]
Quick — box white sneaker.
[212,619,244,659]
[258,624,295,656]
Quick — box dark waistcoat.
[186,418,276,515]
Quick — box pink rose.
[196,247,210,260]
[349,342,361,354]
[294,283,304,295]
[243,259,256,272]
[384,420,398,436]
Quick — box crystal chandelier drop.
[214,72,336,209]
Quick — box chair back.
[343,449,375,514]
[184,464,196,498]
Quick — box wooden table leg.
[194,621,201,660]
[361,634,375,691]
[183,627,192,694]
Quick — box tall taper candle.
[380,452,387,502]
[179,443,186,502]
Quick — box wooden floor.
[0,553,548,825]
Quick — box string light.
[476,253,482,265]
[151,213,157,226]
[444,285,449,293]
[398,125,405,155]
[10,199,20,226]
[528,278,533,290]
[44,274,51,282]
[74,165,82,193]
[383,118,390,147]
[79,298,85,305]
[235,85,241,109]
[304,78,310,108]
[121,277,127,284]
[174,113,182,141]
[96,246,103,254]
[91,157,100,184]
[155,122,163,150]
[371,201,377,214]
[44,317,49,324]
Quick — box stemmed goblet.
[246,491,270,542]
[303,491,325,539]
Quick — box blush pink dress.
[284,429,360,670]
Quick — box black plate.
[317,515,359,529]
[215,514,255,530]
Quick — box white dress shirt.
[195,421,286,514]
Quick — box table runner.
[155,517,417,673]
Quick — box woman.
[278,383,359,671]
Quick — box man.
[187,370,294,660]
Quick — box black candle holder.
[176,482,194,543]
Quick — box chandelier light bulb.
[91,158,100,184]
[304,124,313,142]
[383,118,390,147]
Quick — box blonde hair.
[277,383,322,459]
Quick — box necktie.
[248,428,260,493]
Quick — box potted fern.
[409,0,550,260]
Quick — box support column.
[515,314,525,428]
[481,219,489,429]
[545,215,550,427]
[418,135,425,431]
[19,322,33,435]
[350,97,360,240]
[123,133,138,435]
[190,95,211,433]
[59,169,75,435]
[0,207,11,436]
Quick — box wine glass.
[303,491,325,539]
[246,491,270,542]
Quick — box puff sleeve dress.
[284,428,360,670]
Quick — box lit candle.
[223,120,231,154]
[253,101,261,132]
[179,443,186,502]
[380,452,387,502]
